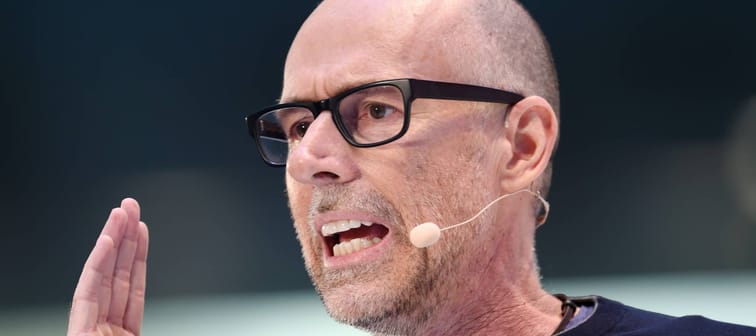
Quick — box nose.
[286,112,360,186]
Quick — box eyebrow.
[279,77,387,104]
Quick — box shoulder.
[561,296,756,336]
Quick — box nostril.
[313,171,339,180]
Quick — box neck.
[417,275,563,335]
[376,201,563,335]
[371,281,563,336]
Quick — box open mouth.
[321,220,389,257]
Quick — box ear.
[499,96,558,191]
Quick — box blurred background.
[1,0,755,334]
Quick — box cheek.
[404,137,494,217]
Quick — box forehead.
[281,0,458,102]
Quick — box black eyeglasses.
[245,78,524,166]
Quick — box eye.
[290,121,311,139]
[367,103,397,119]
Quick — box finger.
[99,206,127,249]
[108,198,141,326]
[124,221,149,333]
[68,234,115,334]
[96,208,128,323]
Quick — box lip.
[313,210,393,268]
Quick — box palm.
[68,198,149,336]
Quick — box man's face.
[280,0,508,332]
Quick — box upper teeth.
[321,219,373,236]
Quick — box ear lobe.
[499,96,558,191]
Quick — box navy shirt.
[560,296,756,336]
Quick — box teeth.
[343,241,354,254]
[333,237,382,257]
[321,220,376,236]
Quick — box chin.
[321,284,416,334]
[312,260,437,335]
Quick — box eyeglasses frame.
[246,78,525,166]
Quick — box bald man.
[67,1,756,335]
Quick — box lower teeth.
[333,237,382,256]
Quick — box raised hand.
[68,198,149,336]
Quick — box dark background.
[2,0,755,310]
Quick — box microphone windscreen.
[410,222,441,248]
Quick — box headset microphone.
[409,189,550,248]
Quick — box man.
[67,0,756,335]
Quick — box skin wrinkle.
[459,301,522,336]
[374,134,486,334]
[457,290,561,336]
[284,1,426,102]
[412,121,497,334]
[305,185,440,333]
[370,95,520,333]
[450,0,560,198]
[401,0,558,199]
[448,205,532,334]
[396,135,502,332]
[283,0,561,335]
